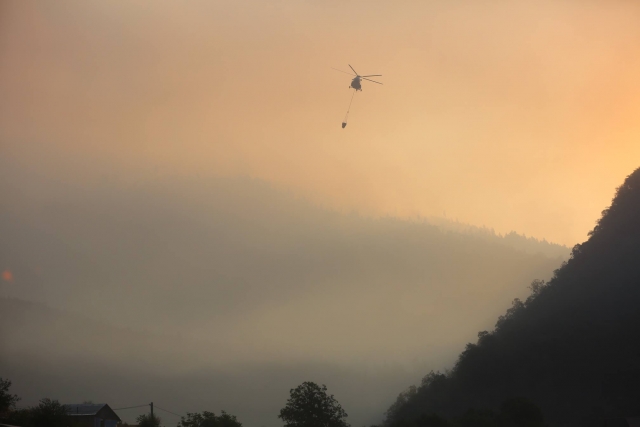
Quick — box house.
[65,404,121,427]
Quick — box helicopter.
[332,64,383,91]
[332,64,382,128]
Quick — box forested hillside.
[385,168,640,426]
[0,173,566,427]
[425,217,569,259]
[0,173,564,365]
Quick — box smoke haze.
[1,165,563,425]
[2,0,640,245]
[1,1,638,426]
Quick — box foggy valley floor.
[0,173,567,427]
[4,167,640,427]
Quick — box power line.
[154,405,183,418]
[113,404,149,411]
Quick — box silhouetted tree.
[388,420,414,427]
[279,382,349,427]
[454,409,499,427]
[137,412,162,427]
[178,411,242,427]
[415,413,449,427]
[0,378,20,416]
[30,398,69,427]
[5,408,31,427]
[499,398,544,427]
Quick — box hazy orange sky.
[2,0,640,246]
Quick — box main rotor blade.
[332,67,356,76]
[362,77,383,85]
[361,75,382,77]
[348,64,359,75]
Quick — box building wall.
[69,409,120,427]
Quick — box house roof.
[65,404,121,421]
[66,404,106,415]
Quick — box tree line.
[0,378,350,427]
[1,375,546,427]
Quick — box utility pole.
[150,402,154,418]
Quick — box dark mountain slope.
[385,168,640,426]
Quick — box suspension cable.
[342,89,357,128]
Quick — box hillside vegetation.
[0,174,567,427]
[385,168,640,427]
[0,174,564,365]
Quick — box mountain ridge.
[384,167,640,426]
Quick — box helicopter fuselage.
[350,76,362,91]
